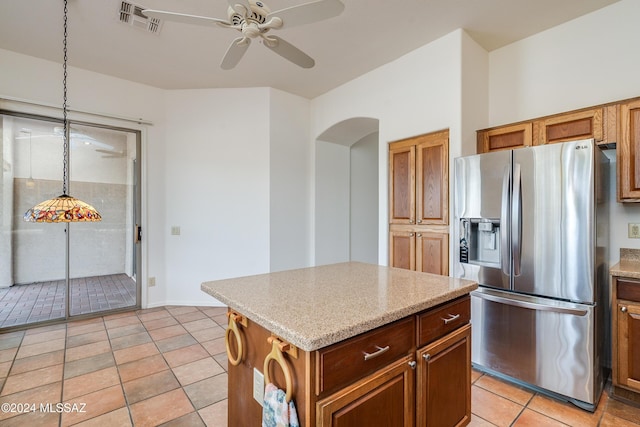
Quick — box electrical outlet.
[148,277,156,287]
[253,368,264,406]
[629,223,640,239]
[171,226,181,236]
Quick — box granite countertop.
[610,248,640,279]
[201,262,477,352]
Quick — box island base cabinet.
[316,355,415,427]
[416,324,471,427]
[226,311,311,426]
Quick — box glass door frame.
[0,109,142,329]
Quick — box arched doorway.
[315,117,379,265]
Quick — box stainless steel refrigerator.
[453,139,609,411]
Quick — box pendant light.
[23,0,101,223]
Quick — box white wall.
[487,0,640,264]
[162,88,271,305]
[269,89,313,272]
[350,132,379,264]
[311,30,467,265]
[315,140,350,265]
[489,0,640,123]
[0,48,167,307]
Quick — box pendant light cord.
[62,0,69,196]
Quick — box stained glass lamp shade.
[24,194,102,223]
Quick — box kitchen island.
[201,262,477,426]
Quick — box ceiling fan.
[143,0,345,69]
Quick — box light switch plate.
[629,223,640,239]
[253,368,264,406]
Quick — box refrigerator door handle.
[512,163,522,276]
[501,166,510,276]
[472,289,589,316]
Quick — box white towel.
[262,383,300,427]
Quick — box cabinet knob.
[408,361,417,369]
[417,233,422,237]
[621,306,628,313]
[418,219,422,224]
[423,353,431,361]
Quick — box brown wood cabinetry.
[390,130,449,225]
[389,130,449,275]
[477,122,532,153]
[316,356,416,427]
[618,99,640,201]
[389,229,449,275]
[474,96,640,201]
[537,107,607,145]
[416,324,471,427]
[612,277,640,398]
[477,105,618,154]
[225,295,472,427]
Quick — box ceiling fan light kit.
[143,0,345,69]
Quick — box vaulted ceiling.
[0,0,620,98]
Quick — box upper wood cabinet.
[477,105,619,154]
[537,107,605,145]
[389,130,449,225]
[477,122,532,153]
[618,99,640,201]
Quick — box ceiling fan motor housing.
[228,1,270,25]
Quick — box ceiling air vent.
[119,1,163,34]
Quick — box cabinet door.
[537,108,604,145]
[617,301,640,392]
[618,99,640,201]
[477,123,532,153]
[416,232,448,276]
[389,230,416,270]
[416,324,471,427]
[316,356,415,427]
[416,134,448,225]
[389,145,416,224]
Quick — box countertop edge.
[201,282,478,352]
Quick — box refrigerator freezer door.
[512,140,595,303]
[471,288,601,407]
[454,150,511,290]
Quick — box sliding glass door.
[0,112,141,328]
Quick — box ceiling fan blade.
[268,0,344,29]
[263,36,314,69]
[142,9,229,27]
[221,38,251,70]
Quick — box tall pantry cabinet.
[389,130,449,275]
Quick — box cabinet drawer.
[618,279,640,303]
[417,296,470,347]
[316,317,415,396]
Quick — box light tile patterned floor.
[1,305,639,426]
[0,274,137,328]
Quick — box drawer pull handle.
[363,345,390,361]
[442,313,461,324]
[225,313,245,366]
